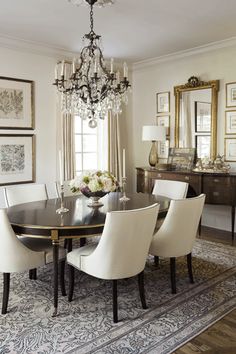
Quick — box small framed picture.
[195,101,211,133]
[195,135,211,158]
[0,134,35,185]
[225,110,236,134]
[225,137,236,161]
[156,115,170,136]
[226,82,236,108]
[156,91,170,113]
[158,140,169,159]
[0,76,34,129]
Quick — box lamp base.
[149,141,158,168]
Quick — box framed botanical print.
[156,115,170,136]
[225,137,236,162]
[226,82,236,108]
[0,134,35,185]
[195,101,211,133]
[158,139,169,159]
[225,110,236,135]
[156,91,170,113]
[0,76,34,129]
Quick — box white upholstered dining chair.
[0,209,66,314]
[149,194,205,294]
[3,184,66,285]
[67,203,159,323]
[3,183,48,207]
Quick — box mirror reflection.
[179,89,211,158]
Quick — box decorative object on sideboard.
[142,126,166,168]
[226,82,236,108]
[0,134,35,186]
[156,91,170,114]
[0,76,34,130]
[54,0,131,128]
[193,155,231,173]
[167,147,196,171]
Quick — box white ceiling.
[0,0,236,62]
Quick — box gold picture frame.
[156,91,170,113]
[0,134,35,185]
[225,137,236,162]
[225,110,236,135]
[0,76,34,129]
[156,115,170,136]
[226,82,236,108]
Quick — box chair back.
[3,183,48,207]
[55,180,80,198]
[80,203,159,280]
[150,194,205,257]
[0,209,44,273]
[152,179,188,199]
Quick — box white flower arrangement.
[69,170,118,195]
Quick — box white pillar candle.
[123,62,128,78]
[54,65,58,80]
[110,58,114,74]
[72,58,76,74]
[61,60,65,77]
[122,148,126,178]
[116,71,120,84]
[59,150,63,186]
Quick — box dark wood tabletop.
[7,192,169,238]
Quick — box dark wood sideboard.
[136,167,236,241]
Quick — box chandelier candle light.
[54,0,131,128]
[119,148,130,202]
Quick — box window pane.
[83,135,97,152]
[75,153,82,171]
[83,153,97,170]
[74,117,81,134]
[74,135,82,152]
[83,120,97,134]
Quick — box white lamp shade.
[142,125,166,142]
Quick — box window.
[74,116,108,175]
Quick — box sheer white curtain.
[108,112,122,183]
[179,92,193,148]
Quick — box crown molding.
[0,35,77,60]
[132,37,236,71]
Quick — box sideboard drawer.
[203,176,232,205]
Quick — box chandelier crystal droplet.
[54,0,131,128]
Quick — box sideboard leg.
[231,206,235,242]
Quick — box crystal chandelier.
[54,0,131,128]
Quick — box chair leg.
[68,265,75,302]
[2,273,10,314]
[29,268,37,280]
[170,257,176,294]
[29,269,33,279]
[60,260,66,296]
[80,238,86,247]
[112,280,118,323]
[187,253,194,284]
[154,256,159,267]
[138,271,147,309]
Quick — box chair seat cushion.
[67,243,98,270]
[19,237,66,264]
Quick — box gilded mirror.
[174,77,219,158]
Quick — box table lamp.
[142,125,166,168]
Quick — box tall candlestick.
[59,150,63,186]
[122,148,126,178]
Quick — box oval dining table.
[7,192,170,316]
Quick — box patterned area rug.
[0,239,236,354]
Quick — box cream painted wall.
[0,46,58,208]
[131,44,236,232]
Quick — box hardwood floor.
[173,226,236,354]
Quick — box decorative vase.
[81,189,109,207]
